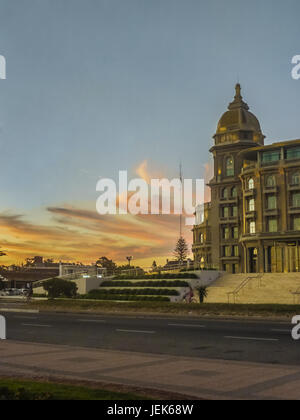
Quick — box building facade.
[193,84,300,273]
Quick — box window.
[249,199,255,212]
[223,227,230,240]
[262,151,280,163]
[200,234,204,243]
[286,147,300,160]
[221,188,228,199]
[249,221,256,234]
[231,187,237,198]
[248,178,254,190]
[226,156,234,177]
[267,195,277,210]
[232,227,239,239]
[222,207,229,218]
[292,193,300,208]
[293,217,300,231]
[233,246,239,257]
[266,175,276,187]
[292,173,300,186]
[224,246,231,257]
[232,206,238,217]
[268,218,278,233]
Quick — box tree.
[173,237,189,263]
[196,286,208,304]
[43,278,77,299]
[96,257,117,275]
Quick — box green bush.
[81,294,170,302]
[101,280,189,288]
[0,387,53,401]
[43,278,78,299]
[87,288,179,298]
[113,273,197,280]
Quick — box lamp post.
[126,256,133,267]
[200,257,205,271]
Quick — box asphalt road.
[1,311,300,366]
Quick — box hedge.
[87,288,179,297]
[80,295,170,302]
[113,273,197,280]
[100,280,189,288]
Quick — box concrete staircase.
[206,273,300,304]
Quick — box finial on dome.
[235,83,242,100]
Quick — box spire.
[228,83,249,111]
[235,83,242,100]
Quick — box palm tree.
[196,286,208,304]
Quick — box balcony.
[244,189,256,197]
[245,210,256,219]
[264,208,279,216]
[288,184,300,191]
[221,256,240,261]
[288,206,300,215]
[192,241,212,249]
[220,217,239,224]
[263,186,278,194]
[220,196,238,204]
[241,164,257,175]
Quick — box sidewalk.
[1,340,300,400]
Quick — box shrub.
[0,387,53,400]
[101,280,189,288]
[87,288,179,298]
[43,278,77,299]
[112,273,197,280]
[81,294,170,302]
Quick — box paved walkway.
[1,340,300,400]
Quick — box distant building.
[163,259,193,271]
[193,84,300,273]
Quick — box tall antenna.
[179,162,183,238]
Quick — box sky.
[0,0,300,267]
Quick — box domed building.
[193,85,300,273]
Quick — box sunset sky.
[0,0,300,267]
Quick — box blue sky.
[0,0,299,264]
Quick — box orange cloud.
[0,161,196,268]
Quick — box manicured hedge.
[101,280,189,288]
[87,288,179,297]
[81,294,170,302]
[113,273,197,280]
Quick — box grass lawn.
[0,378,147,400]
[22,298,300,319]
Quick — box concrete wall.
[34,276,101,296]
[189,270,222,287]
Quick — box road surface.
[2,311,300,366]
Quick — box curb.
[0,308,39,314]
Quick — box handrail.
[227,275,262,304]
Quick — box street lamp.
[126,256,133,267]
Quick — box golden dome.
[216,84,263,136]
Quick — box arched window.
[231,187,237,198]
[221,188,228,199]
[292,173,300,186]
[266,175,276,187]
[248,178,255,190]
[226,156,234,177]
